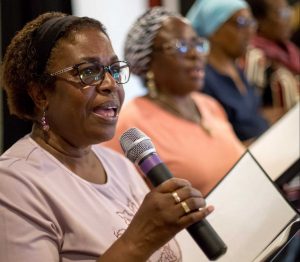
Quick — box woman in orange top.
[104,7,245,196]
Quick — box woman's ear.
[28,83,48,111]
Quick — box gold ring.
[181,201,191,214]
[172,192,181,204]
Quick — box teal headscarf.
[186,0,249,37]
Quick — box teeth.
[107,107,117,116]
[93,106,118,118]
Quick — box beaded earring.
[146,71,158,98]
[41,109,50,132]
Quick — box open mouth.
[93,104,119,120]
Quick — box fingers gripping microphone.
[119,128,227,260]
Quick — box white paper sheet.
[249,102,300,181]
[175,152,298,262]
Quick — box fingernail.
[207,205,214,213]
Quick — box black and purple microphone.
[119,127,227,261]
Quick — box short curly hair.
[0,12,107,120]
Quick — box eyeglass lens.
[235,16,257,28]
[277,7,292,20]
[176,39,210,55]
[78,61,130,85]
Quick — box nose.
[96,71,119,94]
[186,46,206,61]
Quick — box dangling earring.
[40,109,50,132]
[146,71,157,98]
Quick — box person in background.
[245,2,300,259]
[289,0,300,48]
[0,11,213,262]
[245,0,299,113]
[186,0,269,143]
[103,7,245,197]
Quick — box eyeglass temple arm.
[50,66,74,76]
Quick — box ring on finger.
[172,191,181,204]
[181,201,191,214]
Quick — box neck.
[30,123,91,159]
[208,44,239,72]
[147,92,201,124]
[209,52,235,69]
[31,123,107,184]
[147,92,212,135]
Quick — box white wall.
[162,0,180,12]
[72,0,148,103]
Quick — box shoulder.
[192,92,218,104]
[192,92,228,119]
[0,136,67,191]
[0,135,48,171]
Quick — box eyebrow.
[79,55,120,64]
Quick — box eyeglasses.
[231,16,257,28]
[154,38,210,56]
[272,7,292,20]
[50,60,130,86]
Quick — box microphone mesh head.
[119,127,156,163]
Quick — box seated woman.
[103,7,245,197]
[186,0,269,142]
[0,12,212,261]
[245,0,300,112]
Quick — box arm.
[0,168,62,262]
[0,205,60,262]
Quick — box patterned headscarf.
[124,7,178,82]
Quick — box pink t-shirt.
[0,135,182,262]
[104,93,245,196]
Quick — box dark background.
[0,0,72,153]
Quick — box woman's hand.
[120,177,214,260]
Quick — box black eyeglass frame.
[50,60,131,86]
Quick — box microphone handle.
[146,162,227,260]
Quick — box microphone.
[119,127,227,261]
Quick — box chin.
[102,134,115,143]
[91,127,116,145]
[102,129,117,143]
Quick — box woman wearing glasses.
[0,12,213,261]
[104,7,245,197]
[187,0,269,142]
